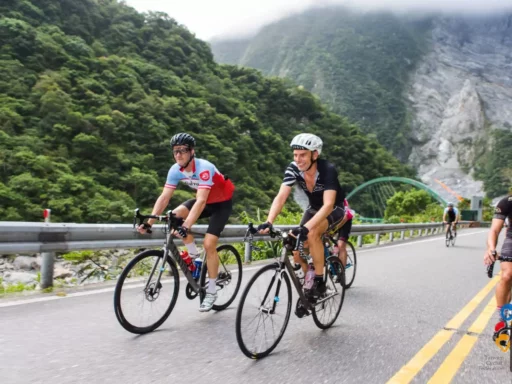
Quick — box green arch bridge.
[346,177,448,222]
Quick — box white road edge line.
[0,229,488,308]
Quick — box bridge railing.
[0,221,474,288]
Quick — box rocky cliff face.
[407,15,512,199]
[212,12,512,200]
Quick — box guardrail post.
[244,241,251,264]
[389,232,394,242]
[400,231,405,240]
[376,233,381,245]
[40,209,55,289]
[357,235,363,248]
[410,229,414,238]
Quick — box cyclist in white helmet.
[257,133,346,304]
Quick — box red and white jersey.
[165,158,234,204]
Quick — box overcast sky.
[125,0,512,40]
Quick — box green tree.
[384,189,438,220]
[0,0,414,223]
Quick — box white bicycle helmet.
[290,133,323,155]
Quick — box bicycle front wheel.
[114,249,180,334]
[199,244,242,310]
[235,263,292,359]
[445,230,451,247]
[312,256,346,330]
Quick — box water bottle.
[192,258,202,279]
[324,243,330,259]
[180,250,196,272]
[304,264,315,290]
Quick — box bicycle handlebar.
[245,223,305,251]
[133,208,183,234]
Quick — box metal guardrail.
[0,220,473,288]
[0,221,472,254]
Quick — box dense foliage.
[474,129,512,198]
[384,189,443,223]
[0,0,413,223]
[211,7,432,160]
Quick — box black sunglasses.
[173,148,190,155]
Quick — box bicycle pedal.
[295,299,310,318]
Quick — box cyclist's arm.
[267,184,292,224]
[488,198,508,253]
[183,188,209,229]
[148,187,174,226]
[487,218,504,253]
[442,212,446,222]
[303,190,336,231]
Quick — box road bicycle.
[113,209,242,334]
[444,222,457,247]
[235,223,345,359]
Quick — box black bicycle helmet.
[170,133,195,148]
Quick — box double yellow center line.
[387,275,501,384]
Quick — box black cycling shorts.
[338,219,352,242]
[500,238,512,262]
[179,198,232,237]
[299,206,345,233]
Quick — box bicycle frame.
[134,209,205,296]
[244,224,339,316]
[279,245,314,312]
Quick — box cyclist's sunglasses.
[173,148,191,155]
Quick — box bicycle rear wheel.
[199,244,242,310]
[114,249,180,334]
[344,241,357,289]
[235,263,292,359]
[312,256,346,330]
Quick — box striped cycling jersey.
[282,159,345,210]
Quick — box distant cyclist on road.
[443,202,460,238]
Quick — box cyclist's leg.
[203,200,232,280]
[172,199,201,255]
[307,218,329,273]
[452,221,457,235]
[305,217,329,300]
[307,206,344,300]
[199,199,232,311]
[337,219,352,267]
[294,208,315,275]
[449,220,455,237]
